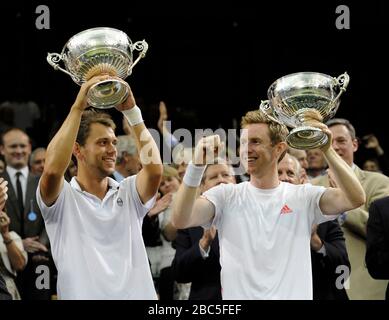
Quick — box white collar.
[70,176,120,193]
[6,165,29,179]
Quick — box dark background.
[1,0,388,165]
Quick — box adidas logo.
[280,204,293,214]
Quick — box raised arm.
[115,83,163,204]
[158,101,180,148]
[40,75,111,206]
[172,136,220,229]
[317,125,366,215]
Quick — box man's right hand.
[193,135,223,166]
[22,236,48,254]
[72,74,112,111]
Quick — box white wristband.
[122,106,144,126]
[183,161,206,187]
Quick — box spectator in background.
[366,196,389,300]
[363,158,382,173]
[0,128,52,300]
[306,148,327,179]
[29,148,46,176]
[113,135,141,182]
[312,118,389,299]
[362,134,389,176]
[157,101,193,168]
[0,210,28,299]
[288,147,309,183]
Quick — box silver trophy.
[260,72,350,149]
[47,27,148,109]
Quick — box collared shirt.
[6,166,29,204]
[36,175,157,300]
[112,171,125,183]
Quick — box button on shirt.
[36,175,157,300]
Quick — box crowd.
[0,76,388,300]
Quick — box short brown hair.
[1,127,30,146]
[241,110,289,145]
[76,110,116,146]
[326,118,356,139]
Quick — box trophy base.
[87,79,129,109]
[287,126,328,150]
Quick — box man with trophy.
[172,72,366,299]
[37,28,163,299]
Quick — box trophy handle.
[47,53,80,83]
[333,72,350,101]
[128,40,149,75]
[259,100,283,125]
[329,72,350,114]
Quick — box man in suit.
[366,196,389,300]
[0,128,52,300]
[280,153,350,299]
[172,160,235,300]
[311,118,389,299]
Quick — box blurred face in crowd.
[0,129,31,170]
[363,159,380,172]
[278,154,301,185]
[0,159,4,173]
[307,149,326,170]
[31,149,46,176]
[289,148,308,169]
[329,124,358,166]
[201,163,236,193]
[159,176,180,195]
[75,123,117,178]
[240,124,285,176]
[123,152,141,176]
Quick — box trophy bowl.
[47,27,148,109]
[260,72,350,149]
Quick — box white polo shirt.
[36,175,157,300]
[203,181,336,300]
